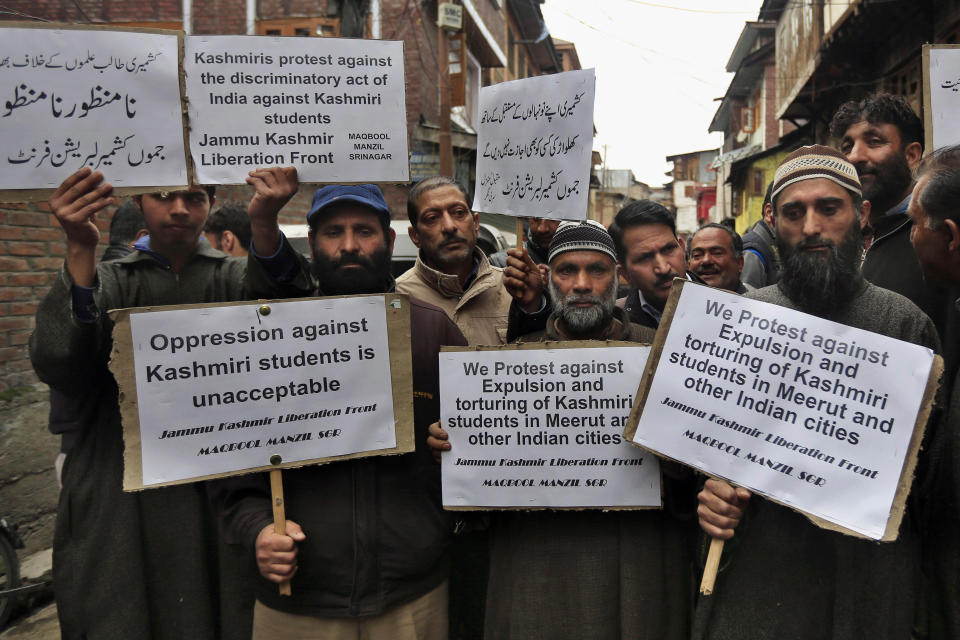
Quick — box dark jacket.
[484,308,697,640]
[862,212,960,384]
[617,271,705,329]
[740,219,779,288]
[211,295,467,618]
[30,240,312,640]
[702,282,941,640]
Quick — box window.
[752,169,764,195]
[257,18,339,37]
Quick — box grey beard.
[776,223,864,319]
[548,277,618,336]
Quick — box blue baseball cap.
[307,184,391,226]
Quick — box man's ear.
[220,230,237,253]
[472,211,480,231]
[945,219,960,253]
[904,141,923,171]
[676,234,686,253]
[763,202,774,226]
[858,200,872,229]
[131,228,149,246]
[408,225,421,248]
[387,226,396,254]
[134,195,143,213]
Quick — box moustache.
[796,236,836,251]
[654,272,680,287]
[333,254,375,269]
[563,294,602,307]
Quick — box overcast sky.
[541,0,764,188]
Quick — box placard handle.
[699,537,724,595]
[270,469,292,596]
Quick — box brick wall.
[0,0,475,388]
[0,200,102,390]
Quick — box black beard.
[776,223,864,319]
[857,151,912,215]
[311,246,392,296]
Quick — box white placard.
[472,69,595,220]
[440,345,661,509]
[629,282,936,540]
[127,296,396,487]
[184,35,408,184]
[926,46,960,150]
[0,26,186,190]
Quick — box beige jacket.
[396,249,511,346]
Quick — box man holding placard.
[697,146,941,639]
[397,176,517,346]
[430,221,695,640]
[212,184,467,639]
[29,166,313,639]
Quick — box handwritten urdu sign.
[472,68,595,220]
[184,35,408,184]
[0,24,187,192]
[110,294,414,490]
[923,44,960,151]
[625,281,940,540]
[439,342,661,509]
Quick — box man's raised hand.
[49,168,114,287]
[503,247,545,313]
[247,166,299,255]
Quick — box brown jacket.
[396,248,512,346]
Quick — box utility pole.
[437,20,454,175]
[599,144,608,225]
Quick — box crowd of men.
[27,92,960,640]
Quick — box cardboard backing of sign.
[441,340,663,511]
[110,293,414,491]
[623,279,942,541]
[0,21,191,202]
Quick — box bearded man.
[212,184,467,640]
[430,220,697,640]
[697,146,942,640]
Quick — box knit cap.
[771,144,862,201]
[547,219,618,263]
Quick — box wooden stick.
[516,218,524,250]
[699,537,724,595]
[270,469,292,596]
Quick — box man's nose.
[169,194,189,215]
[846,139,867,165]
[572,270,591,292]
[653,253,671,273]
[802,210,822,237]
[341,229,359,253]
[440,211,458,234]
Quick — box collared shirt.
[635,272,695,325]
